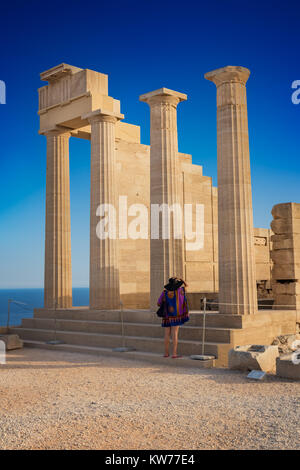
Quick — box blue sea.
[0,288,89,327]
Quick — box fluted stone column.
[205,66,257,314]
[44,130,72,308]
[140,88,186,310]
[86,109,123,310]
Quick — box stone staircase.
[11,307,288,368]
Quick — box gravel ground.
[0,348,299,450]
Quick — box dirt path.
[0,348,299,450]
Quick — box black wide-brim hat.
[164,278,184,291]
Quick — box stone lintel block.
[272,202,300,220]
[271,250,300,265]
[273,242,300,253]
[274,281,300,295]
[139,88,187,103]
[274,294,300,307]
[228,345,279,372]
[271,218,300,235]
[271,236,295,250]
[272,264,300,281]
[0,334,23,350]
[271,234,293,242]
[204,65,250,86]
[276,356,300,380]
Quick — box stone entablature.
[39,64,108,111]
[38,63,120,137]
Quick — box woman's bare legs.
[164,327,171,356]
[171,326,180,357]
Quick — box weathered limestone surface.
[0,334,23,350]
[115,139,150,308]
[43,130,72,308]
[205,66,257,314]
[86,109,124,309]
[228,344,279,372]
[254,228,273,298]
[140,88,186,309]
[276,355,300,380]
[271,203,300,315]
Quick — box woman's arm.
[178,278,188,291]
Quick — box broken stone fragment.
[228,345,279,372]
[0,334,23,350]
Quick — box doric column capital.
[82,108,124,125]
[204,66,250,87]
[139,88,187,108]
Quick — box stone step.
[33,308,244,328]
[21,318,232,343]
[21,340,216,369]
[33,308,154,323]
[13,327,221,357]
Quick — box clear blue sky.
[0,0,299,288]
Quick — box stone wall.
[271,203,300,320]
[115,122,273,308]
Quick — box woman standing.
[157,277,189,358]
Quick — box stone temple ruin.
[14,63,300,367]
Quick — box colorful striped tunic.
[157,287,189,327]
